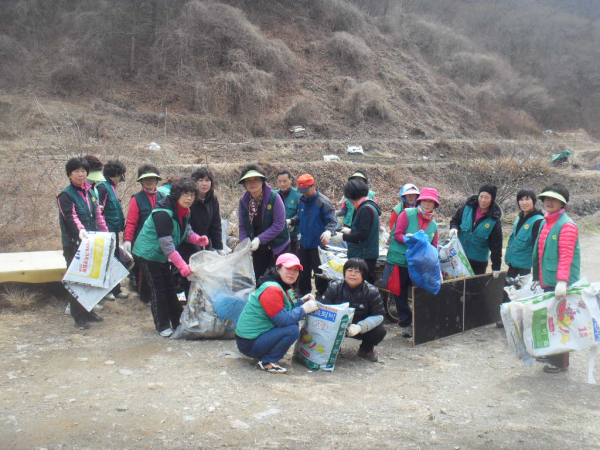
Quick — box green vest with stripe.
[532,213,580,286]
[458,206,497,262]
[342,190,376,227]
[347,202,380,260]
[274,187,301,238]
[241,191,290,249]
[504,213,543,269]
[98,181,125,232]
[235,282,295,339]
[58,184,99,247]
[132,190,165,240]
[387,208,437,267]
[133,207,190,263]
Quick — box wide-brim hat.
[538,190,568,205]
[348,171,367,181]
[137,172,162,182]
[399,183,420,198]
[238,169,266,184]
[87,170,106,182]
[416,187,440,207]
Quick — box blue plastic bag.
[405,230,442,294]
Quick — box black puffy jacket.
[322,280,385,323]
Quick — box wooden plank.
[0,251,66,284]
[464,272,507,331]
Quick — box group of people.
[57,158,580,375]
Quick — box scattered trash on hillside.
[148,142,162,151]
[551,149,572,166]
[347,145,364,154]
[323,155,340,162]
[289,126,307,138]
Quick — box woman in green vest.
[238,164,290,282]
[533,183,580,374]
[388,183,420,230]
[336,169,377,228]
[449,184,503,277]
[123,164,164,299]
[83,155,105,204]
[384,188,440,338]
[504,188,544,279]
[236,253,319,374]
[330,179,381,282]
[133,178,210,337]
[57,157,109,329]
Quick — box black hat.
[479,184,497,202]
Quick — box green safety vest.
[133,207,190,263]
[342,190,376,227]
[458,206,497,262]
[387,207,437,267]
[98,180,125,232]
[132,190,165,240]
[235,282,295,339]
[504,213,543,269]
[274,187,301,238]
[532,213,581,286]
[347,202,380,260]
[58,184,99,247]
[241,191,290,249]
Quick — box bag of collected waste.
[172,239,255,339]
[405,230,441,294]
[438,236,474,280]
[296,302,355,371]
[504,273,543,302]
[318,246,348,281]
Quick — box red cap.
[275,253,304,271]
[297,174,315,192]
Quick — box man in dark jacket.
[322,258,387,362]
[289,174,337,296]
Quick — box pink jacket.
[536,209,578,287]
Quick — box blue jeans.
[236,324,300,363]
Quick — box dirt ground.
[1,236,599,450]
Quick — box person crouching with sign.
[322,258,387,362]
[133,178,210,337]
[235,254,319,374]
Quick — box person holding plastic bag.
[532,183,581,374]
[238,164,290,282]
[383,188,440,338]
[330,179,381,282]
[235,254,319,374]
[133,178,210,337]
[388,183,420,230]
[322,259,386,362]
[336,169,377,228]
[449,184,502,277]
[57,157,109,329]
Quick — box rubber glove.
[250,237,261,252]
[330,233,344,245]
[79,229,89,240]
[168,251,193,278]
[555,281,568,299]
[449,228,458,238]
[346,324,362,337]
[123,241,132,254]
[300,293,315,303]
[302,300,319,314]
[340,227,351,235]
[493,270,501,280]
[189,233,209,247]
[216,249,226,256]
[320,230,331,245]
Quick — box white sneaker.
[103,293,116,301]
[115,292,129,299]
[159,328,173,337]
[64,304,71,315]
[93,304,104,312]
[399,324,413,338]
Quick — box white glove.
[250,237,261,252]
[379,225,386,234]
[346,324,362,337]
[300,293,315,303]
[320,230,332,245]
[302,300,319,314]
[123,241,132,254]
[286,219,292,226]
[216,249,226,256]
[449,228,458,238]
[492,270,500,280]
[79,229,89,240]
[340,227,351,235]
[330,233,344,245]
[555,281,568,299]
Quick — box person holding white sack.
[133,178,210,338]
[57,157,109,329]
[532,182,581,374]
[322,259,386,362]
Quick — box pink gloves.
[189,233,209,247]
[167,251,193,277]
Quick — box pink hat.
[416,188,440,207]
[275,253,304,271]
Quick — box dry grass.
[327,32,373,69]
[343,81,394,122]
[0,284,42,311]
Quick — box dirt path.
[1,237,599,449]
